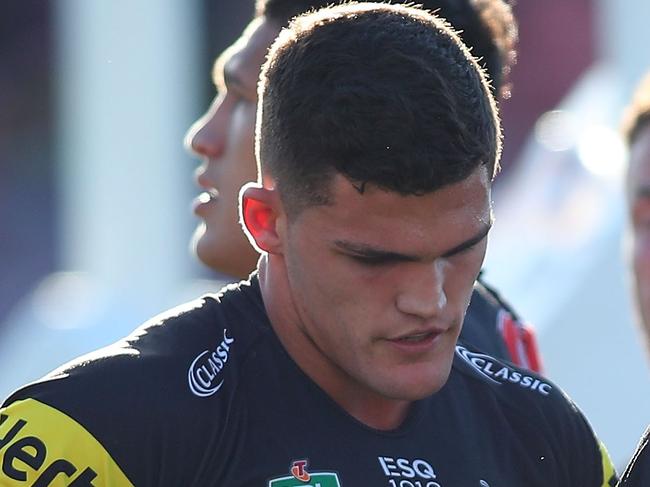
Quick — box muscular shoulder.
[0,278,271,486]
[5,279,268,405]
[450,343,616,486]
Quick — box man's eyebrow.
[440,222,492,258]
[211,50,247,93]
[333,222,492,262]
[333,240,419,262]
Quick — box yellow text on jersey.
[0,398,133,486]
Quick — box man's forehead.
[212,17,281,92]
[314,171,492,253]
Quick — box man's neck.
[257,257,413,431]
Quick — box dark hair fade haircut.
[257,0,518,99]
[256,2,501,216]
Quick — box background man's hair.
[622,71,650,146]
[256,0,518,98]
[257,2,501,216]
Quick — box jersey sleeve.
[542,388,617,487]
[585,426,617,486]
[0,286,264,487]
[0,398,134,486]
[599,440,618,487]
[453,343,615,486]
[619,426,650,486]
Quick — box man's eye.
[350,254,392,266]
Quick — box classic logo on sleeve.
[188,328,235,397]
[0,398,133,486]
[455,345,552,396]
[268,459,341,487]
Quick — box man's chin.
[191,225,221,269]
[192,226,260,279]
[381,369,452,401]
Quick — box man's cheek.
[633,236,650,277]
[633,258,650,321]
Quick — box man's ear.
[239,182,284,254]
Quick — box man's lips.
[202,187,220,200]
[193,188,220,214]
[383,328,448,352]
[390,331,440,344]
[388,327,447,343]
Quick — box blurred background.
[2,0,650,469]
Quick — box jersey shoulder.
[451,342,617,487]
[619,426,650,486]
[0,277,272,486]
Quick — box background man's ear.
[239,182,284,254]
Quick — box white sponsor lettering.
[455,345,552,396]
[378,457,437,480]
[188,329,235,397]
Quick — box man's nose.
[395,260,448,320]
[184,99,225,159]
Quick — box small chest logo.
[187,329,234,397]
[269,460,341,487]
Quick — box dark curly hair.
[256,0,518,98]
[257,2,501,216]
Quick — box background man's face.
[628,122,650,351]
[185,18,280,279]
[278,167,492,401]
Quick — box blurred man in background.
[619,71,650,485]
[186,0,543,371]
[625,72,650,359]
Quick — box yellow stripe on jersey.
[0,398,133,486]
[599,440,617,487]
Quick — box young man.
[188,0,542,371]
[619,71,650,485]
[0,4,614,485]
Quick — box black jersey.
[464,276,543,373]
[619,426,650,486]
[0,277,614,486]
